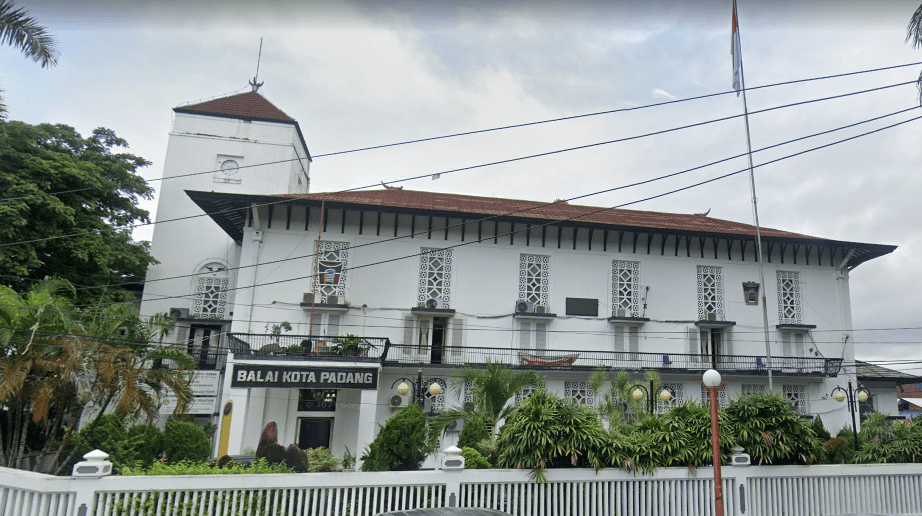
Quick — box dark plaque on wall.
[743,282,759,305]
[566,298,599,317]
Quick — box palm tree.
[430,361,544,443]
[908,3,922,103]
[0,0,59,118]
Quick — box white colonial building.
[140,90,902,464]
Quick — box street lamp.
[702,369,724,516]
[630,382,673,415]
[397,369,442,412]
[831,379,870,451]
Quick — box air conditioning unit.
[390,393,409,409]
[446,419,465,432]
[463,401,475,411]
[534,305,548,314]
[302,292,315,304]
[614,308,628,318]
[168,307,190,319]
[326,295,340,305]
[515,299,533,313]
[425,297,442,309]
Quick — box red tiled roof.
[278,189,817,239]
[174,91,295,123]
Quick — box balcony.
[381,344,843,377]
[227,333,390,363]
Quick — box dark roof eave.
[184,190,896,265]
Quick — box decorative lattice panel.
[565,381,595,406]
[700,385,728,408]
[783,385,808,415]
[312,241,349,302]
[425,378,448,411]
[519,255,550,306]
[418,248,452,308]
[611,261,640,316]
[192,263,228,319]
[742,384,767,395]
[777,271,802,325]
[697,266,724,320]
[515,386,538,404]
[656,383,685,414]
[463,381,475,403]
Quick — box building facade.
[139,91,898,463]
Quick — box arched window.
[193,262,228,319]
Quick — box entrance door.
[430,317,447,364]
[297,418,333,450]
[188,325,222,369]
[700,328,722,369]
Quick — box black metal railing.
[381,344,843,377]
[227,333,390,362]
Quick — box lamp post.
[397,369,442,413]
[702,369,724,516]
[831,379,869,451]
[630,382,673,415]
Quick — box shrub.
[855,413,922,464]
[305,447,341,472]
[461,447,491,469]
[723,393,822,465]
[120,458,293,475]
[163,420,211,463]
[361,404,434,471]
[457,413,490,452]
[124,424,164,466]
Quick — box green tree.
[908,3,922,102]
[361,404,433,471]
[430,361,544,444]
[0,0,59,118]
[0,120,155,304]
[722,392,822,465]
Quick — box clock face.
[220,159,240,175]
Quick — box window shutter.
[794,332,805,357]
[327,314,341,336]
[451,317,464,359]
[782,333,792,356]
[535,322,547,350]
[613,325,625,352]
[417,319,430,356]
[686,327,699,363]
[310,312,323,335]
[628,326,639,357]
[173,325,191,368]
[722,329,732,356]
[402,316,415,357]
[520,321,532,349]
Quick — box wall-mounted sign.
[160,396,217,416]
[190,371,221,396]
[743,282,759,305]
[231,364,378,389]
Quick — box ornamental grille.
[777,271,803,324]
[312,241,349,303]
[612,261,640,316]
[417,248,452,308]
[463,381,475,403]
[742,384,767,395]
[656,383,685,414]
[783,385,808,415]
[515,386,538,404]
[700,385,728,409]
[192,263,228,319]
[519,255,549,306]
[697,266,724,320]
[565,381,595,406]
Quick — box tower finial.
[249,37,265,92]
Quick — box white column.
[354,388,379,469]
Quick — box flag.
[731,0,742,96]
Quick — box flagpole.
[734,1,774,392]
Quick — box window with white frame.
[518,320,548,350]
[519,254,550,307]
[612,261,640,317]
[192,262,228,319]
[312,241,349,303]
[782,385,808,415]
[565,381,594,406]
[401,315,463,362]
[418,248,452,308]
[777,271,803,324]
[696,266,724,320]
[308,311,342,337]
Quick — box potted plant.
[330,334,373,357]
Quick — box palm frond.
[0,0,59,68]
[907,3,922,48]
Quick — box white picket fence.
[1,462,921,516]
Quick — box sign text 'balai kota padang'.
[231,365,378,389]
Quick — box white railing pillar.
[729,447,753,515]
[71,450,112,515]
[440,446,465,507]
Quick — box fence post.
[440,446,465,507]
[71,450,113,515]
[729,447,752,515]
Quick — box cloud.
[651,88,678,100]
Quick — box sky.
[4,0,922,373]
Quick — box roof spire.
[249,37,265,92]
